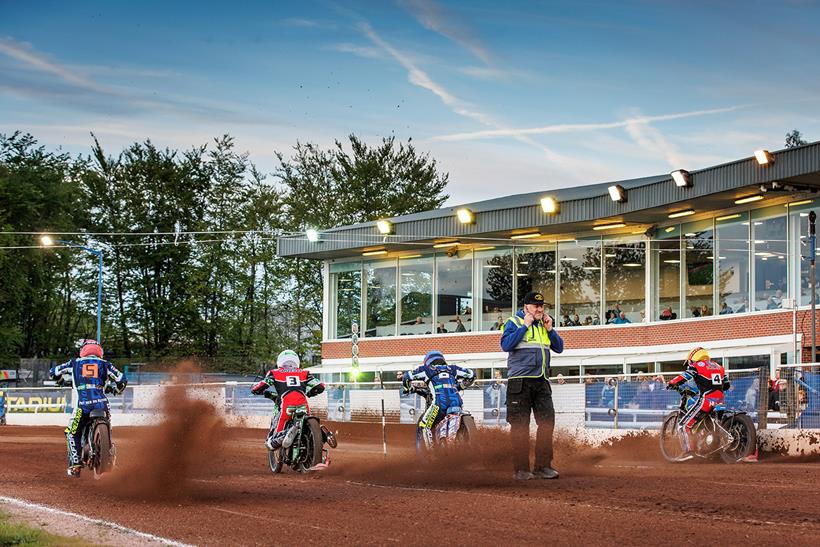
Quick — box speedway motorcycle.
[59,377,119,479]
[659,389,757,464]
[409,381,478,457]
[268,401,337,474]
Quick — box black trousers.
[506,377,555,472]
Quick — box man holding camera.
[500,291,564,480]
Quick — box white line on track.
[0,495,194,546]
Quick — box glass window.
[790,200,818,306]
[398,257,433,335]
[365,260,396,337]
[436,250,473,333]
[516,244,556,318]
[683,219,714,318]
[716,213,750,315]
[604,237,645,324]
[753,208,787,311]
[559,239,601,327]
[652,225,681,321]
[477,248,513,331]
[330,262,361,339]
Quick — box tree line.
[0,132,448,371]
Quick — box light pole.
[41,235,104,343]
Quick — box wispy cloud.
[0,36,277,126]
[457,65,529,81]
[623,115,684,168]
[280,17,332,29]
[432,105,747,141]
[327,42,385,60]
[399,0,492,64]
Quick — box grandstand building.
[278,142,820,380]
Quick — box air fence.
[4,365,820,432]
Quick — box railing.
[1,365,818,432]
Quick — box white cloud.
[327,42,385,60]
[432,105,748,142]
[457,65,528,81]
[400,0,492,64]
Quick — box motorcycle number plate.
[286,376,301,387]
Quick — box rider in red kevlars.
[251,350,325,450]
[666,347,731,461]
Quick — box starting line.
[0,495,194,547]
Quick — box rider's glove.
[263,391,278,401]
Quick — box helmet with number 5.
[79,339,103,358]
[276,349,301,370]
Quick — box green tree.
[785,129,808,148]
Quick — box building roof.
[278,141,820,260]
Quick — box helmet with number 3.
[276,349,301,370]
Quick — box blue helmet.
[423,350,446,368]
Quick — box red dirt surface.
[2,420,820,546]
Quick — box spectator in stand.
[464,306,473,316]
[454,316,467,332]
[605,311,616,324]
[600,377,616,407]
[436,322,448,334]
[570,314,582,327]
[561,314,570,327]
[659,306,676,320]
[583,316,593,326]
[555,373,566,385]
[592,313,600,325]
[719,302,733,315]
[486,370,506,408]
[613,311,631,324]
[735,297,749,313]
[584,374,597,385]
[700,304,711,316]
[636,372,652,408]
[691,307,701,317]
[490,315,504,331]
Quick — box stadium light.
[306,228,320,242]
[40,234,54,247]
[671,170,691,188]
[456,208,475,224]
[362,248,388,256]
[510,232,541,240]
[668,209,695,219]
[592,222,626,231]
[432,240,460,248]
[608,184,627,203]
[734,194,764,205]
[754,149,774,165]
[540,196,559,214]
[716,214,741,221]
[376,220,393,235]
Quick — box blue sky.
[2,0,819,204]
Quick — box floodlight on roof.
[376,220,393,234]
[754,149,774,165]
[671,170,691,188]
[608,184,627,203]
[540,196,559,214]
[306,228,319,242]
[456,208,475,224]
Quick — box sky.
[2,0,820,205]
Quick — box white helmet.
[276,349,301,370]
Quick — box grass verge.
[0,509,92,546]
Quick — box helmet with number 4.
[79,339,103,358]
[276,349,301,370]
[686,346,709,364]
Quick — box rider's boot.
[282,425,299,448]
[67,465,82,478]
[675,430,694,462]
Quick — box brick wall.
[322,309,820,360]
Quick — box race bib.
[286,376,301,387]
[438,372,450,379]
[711,373,722,385]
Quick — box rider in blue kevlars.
[401,350,475,449]
[49,340,127,478]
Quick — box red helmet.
[79,339,103,358]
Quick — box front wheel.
[268,447,284,474]
[92,422,112,479]
[659,412,686,463]
[300,418,324,472]
[719,413,757,464]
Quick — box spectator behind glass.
[605,311,615,324]
[700,304,710,316]
[613,311,631,324]
[561,314,570,327]
[592,313,600,325]
[600,377,616,407]
[583,316,592,326]
[555,373,566,385]
[454,316,467,332]
[719,302,733,315]
[490,315,504,331]
[735,297,749,313]
[584,374,597,385]
[436,322,448,333]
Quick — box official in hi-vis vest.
[500,291,564,480]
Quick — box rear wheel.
[299,418,324,472]
[456,415,478,446]
[720,413,757,464]
[659,412,686,462]
[92,422,112,479]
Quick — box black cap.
[523,291,545,305]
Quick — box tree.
[785,130,807,148]
[275,134,449,357]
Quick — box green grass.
[0,510,93,546]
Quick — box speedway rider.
[401,350,476,449]
[49,340,127,477]
[251,350,327,450]
[666,347,731,461]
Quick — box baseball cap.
[523,291,545,305]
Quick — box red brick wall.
[322,309,820,359]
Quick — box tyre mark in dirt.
[345,480,820,530]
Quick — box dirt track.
[2,422,820,546]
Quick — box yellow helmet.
[686,347,710,363]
